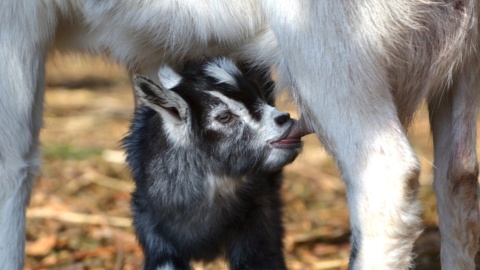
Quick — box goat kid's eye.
[216,112,233,124]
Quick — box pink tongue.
[276,138,301,144]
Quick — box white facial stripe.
[206,91,295,168]
[207,91,290,144]
[206,91,260,129]
[204,58,240,88]
[258,104,288,141]
[158,65,182,89]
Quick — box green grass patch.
[43,144,102,160]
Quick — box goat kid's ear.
[132,75,189,124]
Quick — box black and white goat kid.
[123,58,304,270]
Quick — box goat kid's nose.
[274,113,291,126]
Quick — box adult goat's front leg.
[261,1,422,268]
[0,2,52,268]
[0,55,45,270]
[428,69,480,269]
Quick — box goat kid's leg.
[132,197,191,270]
[227,187,286,269]
[143,252,191,270]
[137,229,192,270]
[227,219,286,270]
[261,1,422,269]
[428,71,480,269]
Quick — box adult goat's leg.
[0,56,45,269]
[261,1,422,269]
[428,69,480,269]
[0,3,52,269]
[0,51,46,270]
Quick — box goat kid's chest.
[204,174,247,204]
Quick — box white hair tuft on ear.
[158,65,183,89]
[204,58,240,88]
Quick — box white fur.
[133,76,191,148]
[206,91,288,144]
[205,174,246,204]
[2,1,480,269]
[155,263,175,270]
[204,58,241,87]
[207,91,261,130]
[158,66,182,89]
[207,90,293,170]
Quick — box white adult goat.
[1,1,478,269]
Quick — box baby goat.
[123,58,304,270]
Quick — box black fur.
[124,59,300,270]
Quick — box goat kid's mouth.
[270,121,303,149]
[270,137,303,149]
[270,116,315,149]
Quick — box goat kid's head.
[132,58,303,174]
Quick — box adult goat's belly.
[55,0,275,69]
[386,1,479,125]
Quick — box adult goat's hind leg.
[261,1,422,268]
[428,68,480,269]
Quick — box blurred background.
[24,53,474,269]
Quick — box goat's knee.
[0,142,40,270]
[448,152,479,199]
[0,142,40,202]
[0,159,38,270]
[432,144,480,269]
[346,146,422,270]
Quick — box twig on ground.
[26,208,132,228]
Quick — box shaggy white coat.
[0,1,478,269]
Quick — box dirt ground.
[23,54,478,269]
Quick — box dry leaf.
[26,235,57,256]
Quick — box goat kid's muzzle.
[270,116,314,149]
